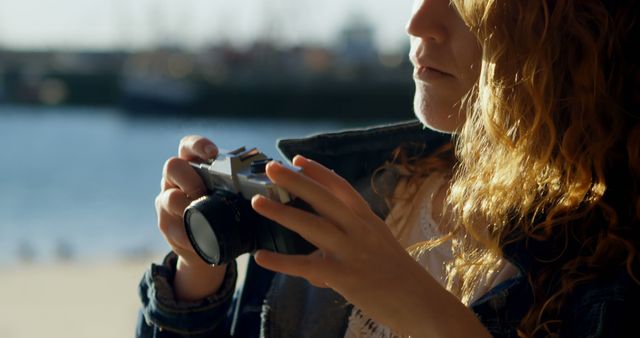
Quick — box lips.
[409,53,454,79]
[414,66,453,82]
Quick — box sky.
[0,0,414,52]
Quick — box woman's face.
[407,0,481,133]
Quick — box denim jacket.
[137,120,640,338]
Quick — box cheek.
[453,36,483,86]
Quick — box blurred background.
[0,1,415,337]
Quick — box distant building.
[337,16,378,66]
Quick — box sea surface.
[0,105,397,266]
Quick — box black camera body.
[184,146,315,265]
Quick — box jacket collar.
[276,119,451,176]
[276,118,452,220]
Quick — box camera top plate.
[189,146,301,203]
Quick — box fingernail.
[254,250,267,261]
[293,154,307,163]
[251,194,263,204]
[266,160,281,170]
[204,144,217,158]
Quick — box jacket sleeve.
[136,252,238,338]
[560,269,640,338]
[562,295,640,337]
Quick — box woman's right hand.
[155,135,228,301]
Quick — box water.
[0,105,393,265]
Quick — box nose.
[405,0,447,43]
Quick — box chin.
[417,115,457,134]
[414,98,459,134]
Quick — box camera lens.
[184,207,221,264]
[184,190,316,265]
[184,191,255,265]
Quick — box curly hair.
[394,0,639,336]
[451,0,640,335]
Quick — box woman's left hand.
[251,155,442,335]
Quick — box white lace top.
[343,172,518,338]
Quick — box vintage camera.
[184,146,315,265]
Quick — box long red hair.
[387,1,639,336]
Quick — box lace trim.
[344,308,406,338]
[343,173,446,338]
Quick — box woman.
[137,0,640,337]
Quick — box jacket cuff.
[138,251,237,336]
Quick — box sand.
[0,254,248,338]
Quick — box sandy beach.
[0,254,249,338]
[0,257,156,338]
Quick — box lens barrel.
[184,191,254,265]
[184,191,317,265]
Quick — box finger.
[161,177,178,191]
[163,157,207,198]
[178,135,218,161]
[265,161,361,233]
[254,249,329,287]
[251,194,344,251]
[305,250,331,288]
[156,207,192,251]
[156,188,191,218]
[292,155,374,220]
